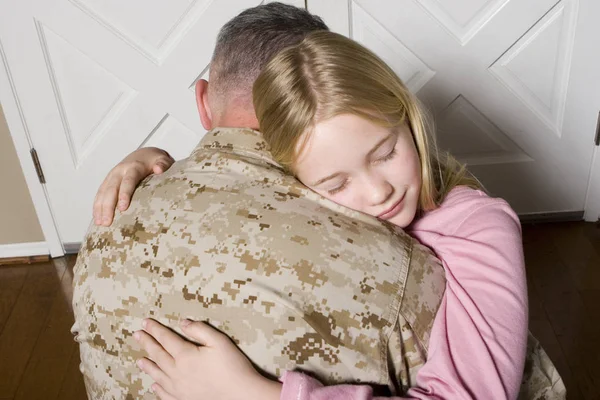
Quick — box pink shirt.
[280,187,528,400]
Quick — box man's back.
[72,128,446,398]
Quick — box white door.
[0,0,303,250]
[309,0,600,219]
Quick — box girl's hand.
[134,318,282,400]
[93,147,174,226]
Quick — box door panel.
[0,0,302,245]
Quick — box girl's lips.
[378,193,405,220]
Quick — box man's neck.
[211,96,260,131]
[213,112,260,131]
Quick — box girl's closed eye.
[376,148,397,163]
[326,148,396,195]
[327,180,349,195]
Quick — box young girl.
[99,31,564,399]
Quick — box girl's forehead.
[314,114,391,137]
[306,116,385,154]
[293,115,402,176]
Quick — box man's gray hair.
[210,2,328,98]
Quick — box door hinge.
[30,148,46,184]
[595,111,600,147]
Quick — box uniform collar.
[194,127,281,168]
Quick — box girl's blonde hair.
[253,31,481,212]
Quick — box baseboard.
[64,242,81,254]
[519,211,584,224]
[0,241,50,258]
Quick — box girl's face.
[294,114,422,228]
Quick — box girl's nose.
[367,175,394,206]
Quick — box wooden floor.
[0,255,85,400]
[0,221,598,400]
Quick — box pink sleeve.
[280,198,528,400]
[405,200,528,399]
[281,371,402,400]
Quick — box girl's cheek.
[331,190,365,213]
[399,147,421,182]
[334,192,357,209]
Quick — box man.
[73,3,445,398]
[73,3,562,399]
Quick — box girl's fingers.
[137,358,170,392]
[153,157,174,174]
[98,173,123,226]
[134,329,174,372]
[152,164,166,174]
[180,319,228,348]
[92,178,107,225]
[117,172,140,211]
[143,319,195,360]
[93,172,118,225]
[151,383,177,400]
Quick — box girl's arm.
[405,193,528,399]
[93,147,174,226]
[137,319,404,400]
[136,319,282,400]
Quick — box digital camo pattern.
[72,128,446,399]
[72,128,564,399]
[519,332,567,400]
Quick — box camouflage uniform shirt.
[71,127,449,399]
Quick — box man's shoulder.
[80,137,415,272]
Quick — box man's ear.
[195,79,212,130]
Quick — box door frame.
[0,39,64,257]
[584,144,600,222]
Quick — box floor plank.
[14,257,79,400]
[0,261,65,398]
[56,347,88,400]
[523,222,600,400]
[0,265,29,336]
